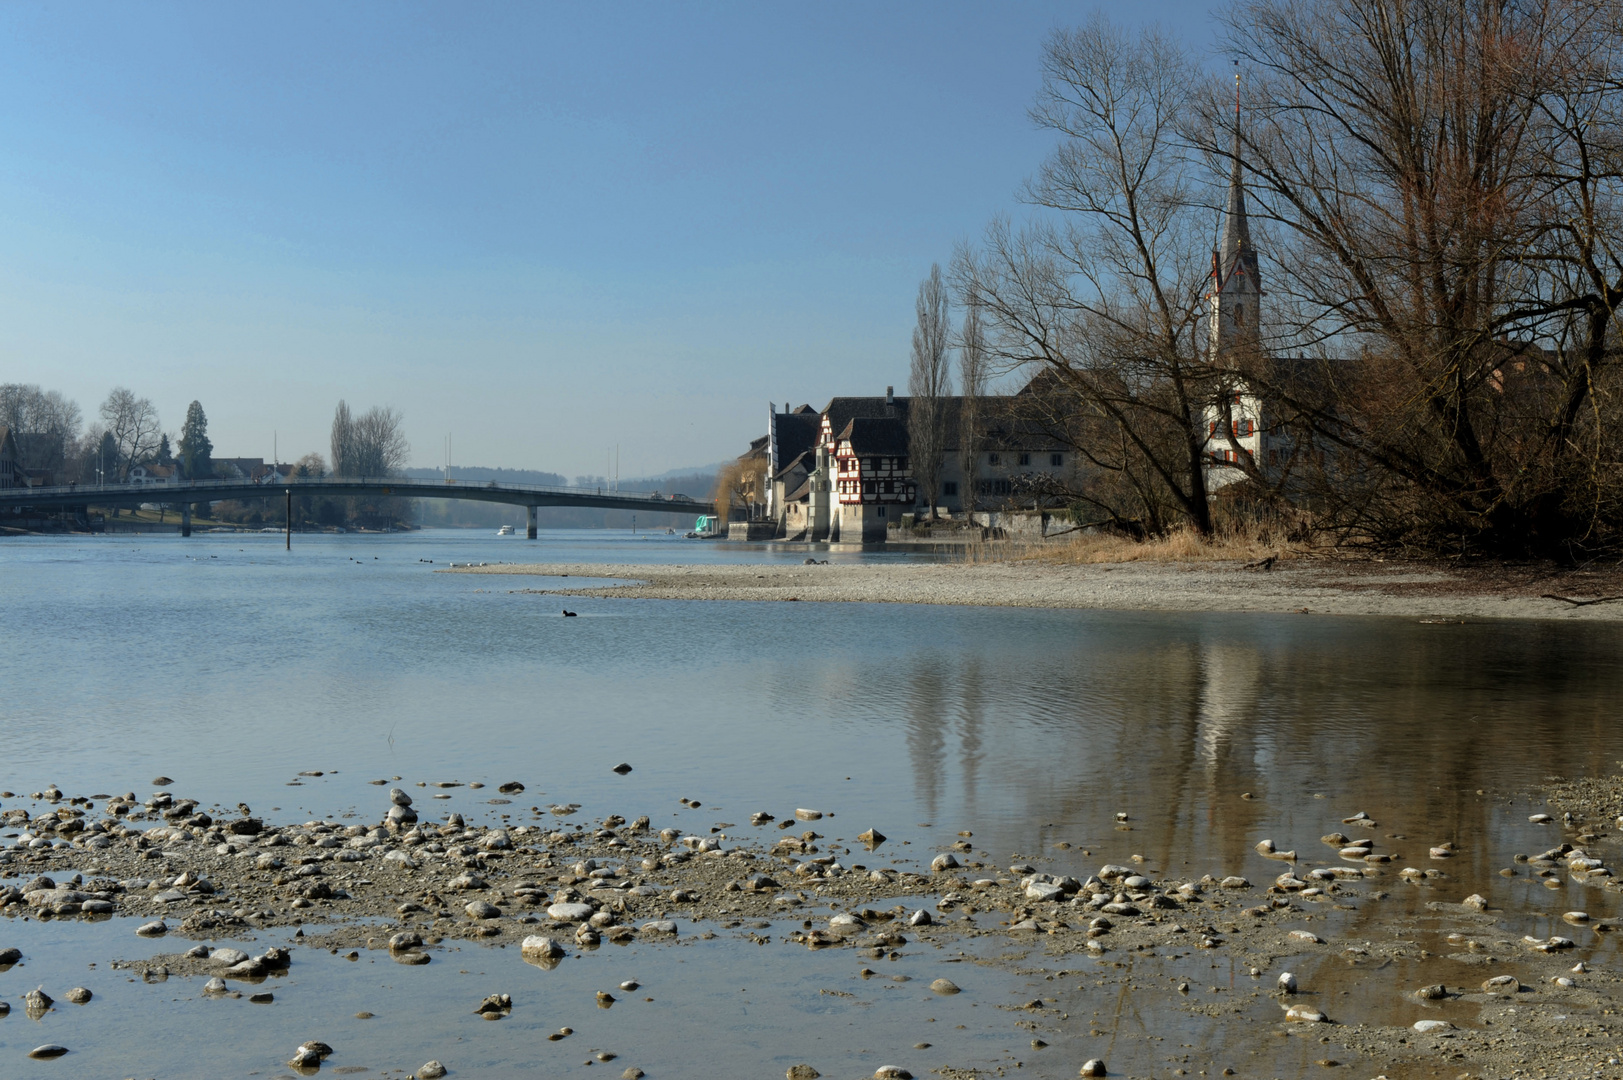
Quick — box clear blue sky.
[0,1,1216,478]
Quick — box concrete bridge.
[2,477,717,538]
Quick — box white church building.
[1202,107,1286,493]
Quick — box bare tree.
[713,455,766,519]
[294,452,327,479]
[1211,0,1623,554]
[0,384,81,474]
[956,19,1221,537]
[349,406,410,477]
[957,301,989,513]
[98,387,161,478]
[908,263,953,518]
[330,401,355,478]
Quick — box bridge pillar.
[181,505,191,537]
[526,505,538,540]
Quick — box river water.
[3,530,1622,1078]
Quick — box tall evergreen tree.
[178,400,213,480]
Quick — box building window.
[878,505,886,517]
[897,456,907,471]
[1050,453,1063,467]
[1018,452,1031,466]
[942,482,958,496]
[988,452,1000,466]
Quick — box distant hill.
[402,466,716,529]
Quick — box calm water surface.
[2,530,1621,1077]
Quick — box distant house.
[127,463,181,486]
[756,382,1077,542]
[832,414,915,542]
[251,463,295,485]
[213,457,264,481]
[0,427,23,489]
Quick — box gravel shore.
[444,558,1623,621]
[4,775,1622,1077]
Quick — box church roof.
[1216,103,1261,294]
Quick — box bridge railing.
[13,476,699,503]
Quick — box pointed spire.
[1217,72,1260,291]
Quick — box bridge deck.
[1,476,716,517]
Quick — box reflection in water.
[4,537,1623,1078]
[872,612,1623,900]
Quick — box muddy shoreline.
[441,559,1623,622]
[4,772,1622,1078]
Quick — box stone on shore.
[787,1066,821,1080]
[29,1045,69,1060]
[417,1063,447,1080]
[521,935,565,959]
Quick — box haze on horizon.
[0,0,1213,478]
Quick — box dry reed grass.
[963,522,1319,566]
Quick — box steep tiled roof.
[836,416,910,456]
[770,410,820,470]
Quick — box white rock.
[1284,1004,1326,1023]
[1026,882,1065,902]
[520,935,565,959]
[1413,1020,1452,1033]
[1277,971,1297,993]
[930,853,958,872]
[546,902,595,922]
[209,948,249,966]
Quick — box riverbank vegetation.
[945,0,1623,561]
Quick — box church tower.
[1207,83,1261,364]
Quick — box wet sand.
[442,559,1623,621]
